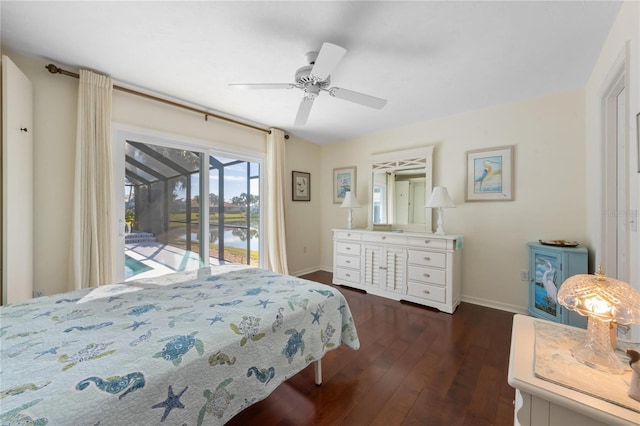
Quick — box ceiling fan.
[230,42,387,126]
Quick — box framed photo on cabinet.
[465,145,514,201]
[292,171,310,201]
[333,166,356,204]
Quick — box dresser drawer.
[405,237,451,250]
[336,242,361,256]
[333,230,362,241]
[362,233,407,245]
[408,265,446,285]
[334,267,361,284]
[336,255,359,269]
[407,282,446,303]
[407,250,446,268]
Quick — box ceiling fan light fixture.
[304,84,320,98]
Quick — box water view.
[183,228,259,249]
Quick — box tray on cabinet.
[538,239,579,247]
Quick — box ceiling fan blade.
[329,87,387,109]
[229,83,296,90]
[294,96,315,126]
[311,42,347,81]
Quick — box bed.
[0,264,360,425]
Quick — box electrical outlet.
[520,271,529,282]
[33,290,45,298]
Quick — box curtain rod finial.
[45,64,60,74]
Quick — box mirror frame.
[369,146,434,232]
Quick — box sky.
[174,162,260,203]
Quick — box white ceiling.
[1,1,623,144]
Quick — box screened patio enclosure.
[124,140,260,277]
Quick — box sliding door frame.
[112,123,265,281]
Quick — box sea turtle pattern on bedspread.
[0,264,360,425]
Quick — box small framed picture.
[292,171,310,201]
[465,145,514,201]
[333,166,356,204]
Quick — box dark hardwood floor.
[227,271,516,426]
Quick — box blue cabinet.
[527,242,588,328]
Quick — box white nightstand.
[507,315,639,426]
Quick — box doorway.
[601,59,628,282]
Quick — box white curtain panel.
[266,128,289,274]
[69,70,114,290]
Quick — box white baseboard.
[289,267,325,277]
[461,295,527,314]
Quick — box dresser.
[508,315,638,426]
[527,242,588,328]
[332,229,462,313]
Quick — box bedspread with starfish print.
[0,264,360,425]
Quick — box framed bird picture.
[292,171,311,201]
[465,145,514,201]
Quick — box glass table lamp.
[340,191,360,229]
[557,266,640,374]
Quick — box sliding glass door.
[114,131,262,281]
[208,156,260,266]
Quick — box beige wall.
[320,89,587,313]
[3,48,303,296]
[285,137,322,275]
[5,50,78,297]
[4,47,590,314]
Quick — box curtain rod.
[45,63,289,139]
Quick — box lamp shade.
[558,267,640,325]
[340,191,360,208]
[425,187,455,208]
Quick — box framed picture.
[333,166,356,204]
[465,145,514,201]
[292,171,310,201]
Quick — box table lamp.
[425,187,455,235]
[557,266,640,374]
[340,191,360,229]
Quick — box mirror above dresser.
[370,146,434,232]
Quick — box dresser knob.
[424,257,431,261]
[424,240,431,244]
[346,247,351,250]
[382,236,386,240]
[346,260,351,264]
[347,233,351,237]
[423,273,430,278]
[423,290,430,294]
[346,273,350,277]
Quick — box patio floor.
[125,241,228,281]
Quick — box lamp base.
[346,208,354,229]
[433,207,445,235]
[572,317,625,374]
